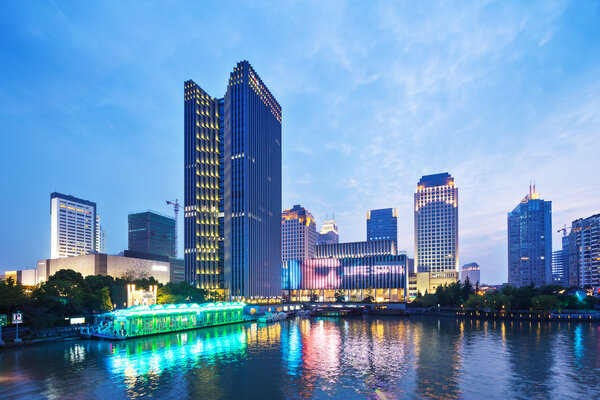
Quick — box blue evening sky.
[1,1,599,284]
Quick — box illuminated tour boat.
[86,302,246,340]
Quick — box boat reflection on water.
[1,317,599,399]
[108,323,247,384]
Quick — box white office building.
[96,214,106,253]
[414,173,459,275]
[282,205,317,262]
[50,192,97,259]
[461,262,481,285]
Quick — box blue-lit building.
[507,185,552,287]
[552,234,569,286]
[315,239,397,258]
[283,239,407,302]
[367,208,398,245]
[185,61,282,300]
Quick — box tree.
[465,294,485,310]
[157,282,208,304]
[531,295,558,314]
[462,277,474,301]
[334,290,346,303]
[422,293,439,308]
[0,277,28,315]
[309,293,319,303]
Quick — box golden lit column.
[184,81,222,292]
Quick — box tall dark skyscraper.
[185,61,282,300]
[367,208,398,245]
[507,184,552,287]
[128,211,176,258]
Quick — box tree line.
[0,269,219,331]
[411,278,600,313]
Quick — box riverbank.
[405,307,600,322]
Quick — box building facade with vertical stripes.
[282,239,406,302]
[185,61,282,300]
[184,82,223,292]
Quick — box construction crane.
[557,224,570,236]
[166,199,180,258]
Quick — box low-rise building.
[37,253,171,284]
[408,271,460,299]
[3,268,38,285]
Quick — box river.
[0,316,599,399]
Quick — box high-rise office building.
[567,214,600,290]
[318,219,339,245]
[185,61,282,299]
[282,205,317,262]
[507,184,552,287]
[128,211,176,258]
[367,208,398,245]
[414,173,459,276]
[95,214,106,253]
[461,262,480,284]
[552,233,569,286]
[50,192,96,259]
[184,81,223,291]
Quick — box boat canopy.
[111,302,246,318]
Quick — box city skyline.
[1,2,600,285]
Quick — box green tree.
[422,293,439,308]
[0,277,28,315]
[157,282,208,304]
[465,294,485,310]
[531,295,559,314]
[461,277,474,301]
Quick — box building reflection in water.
[1,316,600,399]
[413,318,462,399]
[108,323,247,397]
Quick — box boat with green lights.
[84,302,246,340]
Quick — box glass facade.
[367,208,398,245]
[414,173,459,274]
[128,211,176,258]
[552,234,569,286]
[185,61,282,300]
[315,240,397,259]
[282,255,406,302]
[507,186,552,287]
[184,82,222,291]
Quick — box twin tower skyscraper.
[184,61,282,300]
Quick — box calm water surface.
[0,316,599,399]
